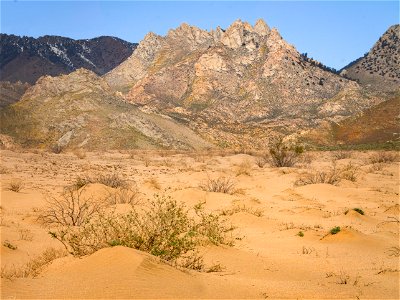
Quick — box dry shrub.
[295,162,359,186]
[71,176,91,190]
[235,160,252,176]
[105,186,141,205]
[49,195,234,269]
[177,250,205,271]
[18,228,34,241]
[7,179,24,192]
[332,151,352,160]
[369,163,385,172]
[206,263,225,273]
[299,153,314,165]
[95,174,129,189]
[38,188,107,226]
[1,248,66,280]
[220,205,263,217]
[142,156,151,167]
[295,170,340,186]
[340,162,360,182]
[370,151,398,164]
[268,136,303,167]
[71,173,129,190]
[199,176,236,194]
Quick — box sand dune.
[2,246,261,299]
[1,150,399,298]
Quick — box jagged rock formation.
[341,25,400,91]
[106,19,381,148]
[0,69,211,150]
[0,34,137,84]
[0,81,30,108]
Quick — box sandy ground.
[0,149,399,299]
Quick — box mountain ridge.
[1,20,398,150]
[0,33,138,84]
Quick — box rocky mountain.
[0,69,211,150]
[0,34,137,84]
[105,19,382,148]
[340,25,400,91]
[1,20,397,150]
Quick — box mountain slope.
[0,81,30,108]
[0,69,211,150]
[332,96,400,145]
[341,25,400,91]
[0,34,137,84]
[303,96,400,147]
[105,19,382,148]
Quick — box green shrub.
[353,208,364,215]
[330,226,341,235]
[268,136,304,167]
[3,240,17,250]
[49,194,234,269]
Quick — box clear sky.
[1,1,398,69]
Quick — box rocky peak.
[135,32,164,61]
[166,23,212,50]
[254,19,270,36]
[211,26,225,43]
[220,19,254,49]
[218,19,271,50]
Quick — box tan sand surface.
[1,149,399,299]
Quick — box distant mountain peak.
[341,24,400,91]
[0,34,137,84]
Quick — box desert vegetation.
[45,193,233,270]
[267,136,304,167]
[199,176,236,194]
[7,179,24,192]
[295,162,360,186]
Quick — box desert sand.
[0,149,399,299]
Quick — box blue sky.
[1,1,398,69]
